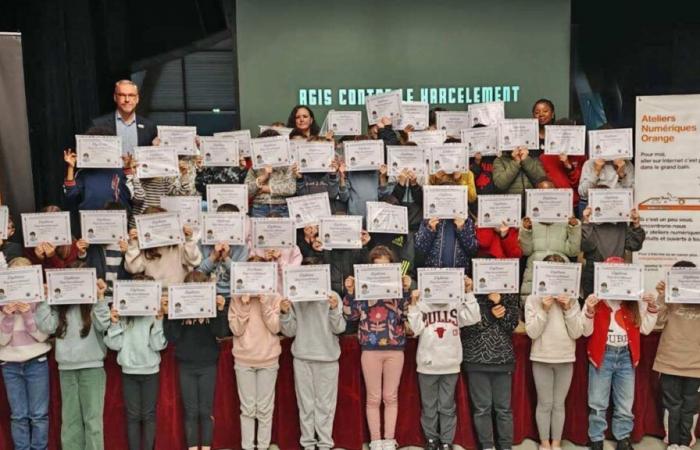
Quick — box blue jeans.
[588,346,635,442]
[251,203,289,218]
[1,355,50,450]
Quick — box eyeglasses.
[115,93,138,99]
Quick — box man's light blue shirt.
[115,111,138,156]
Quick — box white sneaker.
[382,439,398,450]
[677,446,691,450]
[667,445,679,450]
[369,440,384,450]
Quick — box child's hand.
[360,230,371,246]
[240,294,251,305]
[410,289,420,305]
[402,275,412,292]
[96,279,107,300]
[522,217,532,230]
[655,280,666,297]
[463,276,473,293]
[427,217,440,232]
[328,294,338,310]
[487,293,501,304]
[280,298,291,313]
[498,221,509,238]
[63,149,77,168]
[118,239,128,253]
[344,276,355,295]
[183,225,193,238]
[2,303,17,315]
[110,308,120,323]
[555,294,571,310]
[541,295,554,312]
[43,243,56,258]
[160,295,169,315]
[312,239,324,252]
[582,207,592,224]
[129,228,139,241]
[593,158,605,174]
[492,304,506,319]
[454,217,466,230]
[34,244,46,261]
[76,238,89,254]
[568,216,579,227]
[379,164,388,176]
[630,208,640,228]
[585,294,600,315]
[16,302,31,314]
[178,160,190,177]
[216,295,225,311]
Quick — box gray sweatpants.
[467,370,513,450]
[235,364,279,450]
[418,373,459,444]
[532,361,574,441]
[293,358,339,450]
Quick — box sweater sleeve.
[492,157,521,192]
[563,300,584,340]
[228,296,251,337]
[163,318,183,344]
[180,237,203,269]
[565,221,582,257]
[124,241,146,274]
[577,161,598,198]
[520,156,547,185]
[455,217,478,256]
[524,294,548,339]
[280,307,297,338]
[518,226,534,256]
[269,169,297,198]
[414,220,438,254]
[458,293,481,326]
[407,303,425,336]
[342,293,361,322]
[104,321,124,351]
[0,314,15,345]
[35,302,58,335]
[625,225,646,252]
[501,228,522,258]
[260,294,281,334]
[328,303,347,335]
[149,319,168,351]
[497,294,520,333]
[92,300,111,333]
[638,301,658,335]
[245,169,260,197]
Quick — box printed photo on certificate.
[319,216,363,249]
[365,90,402,125]
[134,212,184,250]
[460,126,499,156]
[343,140,384,171]
[0,265,44,305]
[201,213,246,245]
[435,111,471,137]
[206,184,248,214]
[251,135,291,169]
[367,202,408,234]
[408,130,447,148]
[526,189,573,223]
[80,210,128,244]
[159,196,202,232]
[0,205,8,240]
[386,146,426,177]
[423,185,468,219]
[478,194,522,228]
[498,119,539,150]
[215,129,252,157]
[287,192,332,227]
[532,261,582,298]
[428,144,468,174]
[594,263,644,301]
[157,125,197,156]
[467,101,505,127]
[418,268,464,303]
[75,135,122,168]
[353,263,403,301]
[231,262,278,295]
[283,265,332,302]
[326,110,362,135]
[168,283,217,319]
[665,267,700,304]
[251,218,296,249]
[134,146,179,178]
[472,259,520,294]
[588,128,633,160]
[21,212,72,247]
[113,280,162,316]
[46,268,97,305]
[199,136,239,167]
[293,141,334,173]
[544,125,586,155]
[397,102,429,130]
[589,189,634,223]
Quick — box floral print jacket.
[342,293,410,350]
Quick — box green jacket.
[492,153,547,195]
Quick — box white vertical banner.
[634,94,700,290]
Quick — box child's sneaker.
[370,440,384,450]
[382,439,398,450]
[425,439,439,450]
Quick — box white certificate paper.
[544,125,586,156]
[588,128,633,160]
[467,101,505,127]
[354,263,403,301]
[319,216,363,249]
[201,213,246,245]
[199,136,239,167]
[157,125,197,156]
[134,146,179,179]
[423,185,468,219]
[326,110,362,135]
[435,111,471,137]
[344,140,384,171]
[0,265,44,305]
[168,283,217,319]
[231,262,278,295]
[665,267,700,304]
[386,146,426,177]
[532,261,581,298]
[461,126,499,156]
[367,202,408,234]
[159,196,202,231]
[594,263,644,301]
[206,184,248,214]
[21,212,72,247]
[251,218,296,249]
[215,130,252,157]
[365,90,402,125]
[113,280,162,316]
[75,135,122,168]
[498,119,539,150]
[80,210,128,244]
[418,268,464,303]
[46,268,97,305]
[293,141,334,173]
[0,206,9,240]
[408,130,447,147]
[251,135,291,169]
[477,194,522,227]
[134,212,184,249]
[589,189,634,223]
[428,144,468,174]
[283,265,332,302]
[526,189,573,223]
[397,102,429,130]
[472,259,519,294]
[287,193,332,228]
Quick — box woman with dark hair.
[286,105,321,137]
[533,98,556,155]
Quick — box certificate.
[460,126,499,156]
[665,267,700,304]
[134,146,179,179]
[157,125,197,156]
[498,119,539,150]
[251,218,296,249]
[367,202,408,234]
[588,129,633,160]
[201,213,246,245]
[477,194,521,227]
[168,283,217,319]
[532,261,581,298]
[354,263,402,301]
[428,144,468,174]
[46,268,97,305]
[386,146,426,177]
[526,189,573,223]
[589,189,634,223]
[231,262,278,294]
[423,185,468,219]
[544,125,586,156]
[251,135,291,169]
[21,212,72,247]
[319,216,363,249]
[417,268,464,303]
[0,206,8,240]
[467,101,505,127]
[258,125,294,136]
[215,130,252,157]
[472,259,520,294]
[283,265,332,301]
[408,130,447,147]
[435,111,471,137]
[159,196,202,231]
[113,280,162,316]
[326,110,362,135]
[75,135,122,168]
[365,90,402,125]
[134,212,184,249]
[293,141,334,173]
[80,210,128,244]
[0,265,44,305]
[286,192,332,228]
[594,263,644,301]
[199,136,239,167]
[206,184,248,214]
[397,101,429,130]
[343,140,384,171]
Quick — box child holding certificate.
[493,146,547,204]
[24,205,86,270]
[476,221,522,259]
[415,210,478,275]
[0,214,23,263]
[388,142,425,232]
[195,157,249,202]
